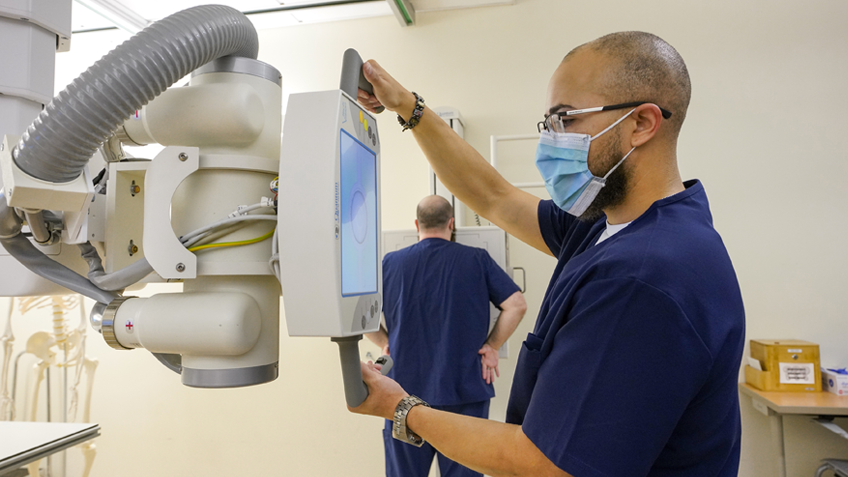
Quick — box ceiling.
[72,0,514,33]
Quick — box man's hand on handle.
[358,60,417,120]
[348,360,407,420]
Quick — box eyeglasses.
[537,101,673,133]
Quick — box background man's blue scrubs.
[506,180,745,477]
[382,238,519,477]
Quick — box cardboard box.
[744,339,820,392]
[822,368,848,396]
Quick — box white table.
[0,422,100,475]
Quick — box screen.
[340,129,378,296]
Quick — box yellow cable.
[188,229,275,253]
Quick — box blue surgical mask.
[535,109,636,217]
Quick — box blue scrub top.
[506,180,745,477]
[383,238,519,406]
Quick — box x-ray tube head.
[278,90,382,337]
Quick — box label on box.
[779,362,815,384]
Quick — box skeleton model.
[0,298,12,421]
[0,296,98,477]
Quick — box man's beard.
[578,129,630,223]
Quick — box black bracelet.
[397,92,425,132]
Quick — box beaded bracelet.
[397,92,425,132]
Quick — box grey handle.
[340,49,385,113]
[332,335,392,408]
[513,266,527,294]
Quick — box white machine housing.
[279,90,382,337]
[382,226,513,358]
[0,0,89,297]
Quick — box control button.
[372,135,376,146]
[370,304,375,317]
[367,127,372,139]
[361,315,367,329]
[359,110,363,123]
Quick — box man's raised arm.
[359,60,550,256]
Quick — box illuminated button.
[364,118,368,131]
[359,110,363,123]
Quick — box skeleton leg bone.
[0,298,14,420]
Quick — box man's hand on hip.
[478,344,500,384]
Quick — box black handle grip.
[340,48,385,114]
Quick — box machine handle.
[340,49,386,114]
[513,266,527,294]
[333,335,392,408]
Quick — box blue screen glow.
[340,129,378,296]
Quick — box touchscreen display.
[340,129,378,296]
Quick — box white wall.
[4,0,848,476]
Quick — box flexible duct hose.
[12,4,259,183]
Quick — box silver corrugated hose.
[1,5,259,302]
[12,4,259,183]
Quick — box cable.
[77,243,153,291]
[179,215,277,244]
[187,229,275,252]
[269,226,281,283]
[183,222,251,249]
[0,196,118,304]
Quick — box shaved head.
[417,195,454,231]
[565,32,691,136]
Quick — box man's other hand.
[478,344,500,384]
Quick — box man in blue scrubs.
[367,195,527,477]
[352,31,745,477]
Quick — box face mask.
[535,109,636,217]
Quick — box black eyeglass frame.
[537,101,673,133]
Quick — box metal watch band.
[392,395,430,447]
[397,92,425,132]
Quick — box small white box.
[822,368,848,396]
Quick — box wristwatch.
[392,395,430,446]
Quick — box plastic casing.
[279,90,382,337]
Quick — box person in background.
[367,194,526,477]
